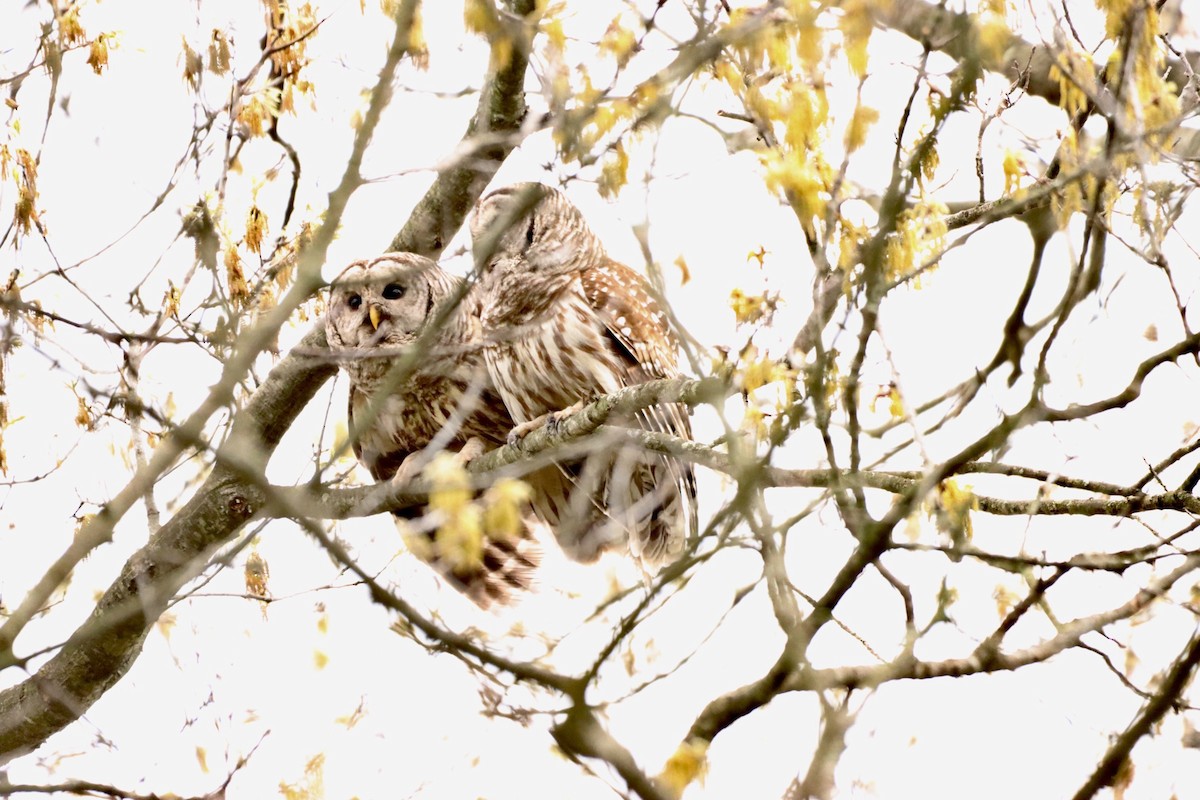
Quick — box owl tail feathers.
[394,512,542,608]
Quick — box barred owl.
[325,252,537,606]
[470,183,697,564]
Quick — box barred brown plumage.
[470,183,698,565]
[325,252,541,607]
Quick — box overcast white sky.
[3,1,1200,798]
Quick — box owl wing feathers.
[580,259,679,380]
[580,259,698,560]
[471,183,698,566]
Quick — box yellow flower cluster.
[929,479,978,555]
[417,454,532,574]
[657,739,709,798]
[884,198,949,283]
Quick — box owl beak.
[368,304,383,330]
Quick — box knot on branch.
[227,494,252,519]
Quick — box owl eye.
[347,293,362,310]
[525,216,536,247]
[382,283,406,300]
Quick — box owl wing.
[580,259,680,382]
[580,258,698,557]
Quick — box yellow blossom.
[598,141,629,198]
[741,404,768,440]
[782,84,828,152]
[711,59,742,90]
[887,385,904,419]
[762,149,827,235]
[74,393,94,430]
[407,6,430,70]
[13,149,40,237]
[237,91,278,137]
[542,16,566,52]
[86,33,113,75]
[181,37,203,92]
[268,2,317,78]
[885,199,948,281]
[658,739,708,798]
[1050,49,1093,118]
[482,478,532,542]
[58,7,86,45]
[464,0,498,35]
[164,283,181,318]
[257,283,276,314]
[600,15,638,67]
[993,583,1019,619]
[209,29,231,74]
[436,503,485,571]
[1096,0,1134,41]
[794,7,823,70]
[917,143,939,187]
[837,220,866,272]
[674,254,691,285]
[929,479,977,556]
[840,0,872,77]
[225,244,250,307]
[1051,130,1084,226]
[1002,148,1025,195]
[426,452,473,515]
[280,754,325,800]
[729,287,766,326]
[739,354,787,394]
[844,104,878,153]
[245,205,268,255]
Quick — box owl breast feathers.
[325,252,539,606]
[470,183,698,565]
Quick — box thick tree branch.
[0,1,419,664]
[0,0,540,763]
[388,0,539,257]
[875,0,1199,117]
[0,327,334,763]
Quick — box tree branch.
[0,0,539,763]
[0,326,334,763]
[388,0,540,257]
[1071,625,1200,800]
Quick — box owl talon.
[546,400,585,435]
[506,415,549,448]
[390,451,425,486]
[457,436,486,466]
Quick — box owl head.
[325,252,455,357]
[469,182,605,276]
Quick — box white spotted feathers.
[471,183,698,565]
